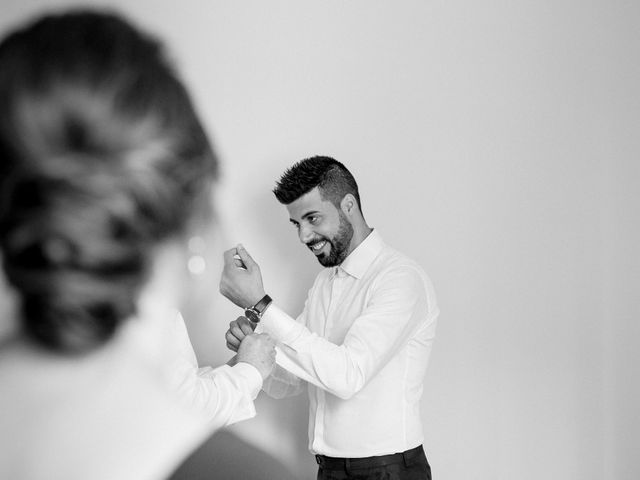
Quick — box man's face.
[286,187,354,267]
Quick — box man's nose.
[298,224,314,244]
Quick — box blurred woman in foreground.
[0,10,275,480]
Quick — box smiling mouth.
[308,240,328,253]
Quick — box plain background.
[1,1,638,479]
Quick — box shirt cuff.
[231,362,264,400]
[260,303,305,344]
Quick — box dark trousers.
[315,445,431,480]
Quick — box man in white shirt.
[220,156,438,479]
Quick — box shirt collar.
[334,229,384,280]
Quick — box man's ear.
[340,194,357,216]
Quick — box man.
[220,156,438,479]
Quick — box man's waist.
[315,445,424,470]
[311,431,425,458]
[309,404,424,456]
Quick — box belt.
[315,445,423,470]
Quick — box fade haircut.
[273,156,362,211]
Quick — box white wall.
[1,1,638,479]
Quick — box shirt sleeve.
[167,313,263,427]
[260,362,304,399]
[260,266,436,400]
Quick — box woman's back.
[0,316,211,480]
[0,10,223,479]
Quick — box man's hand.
[235,333,276,380]
[225,316,256,352]
[220,244,265,308]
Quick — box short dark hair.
[273,156,361,210]
[0,10,218,353]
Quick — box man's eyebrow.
[289,210,321,224]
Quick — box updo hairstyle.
[0,11,218,353]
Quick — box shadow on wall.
[169,429,298,480]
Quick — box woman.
[0,10,275,480]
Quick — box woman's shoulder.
[0,331,211,480]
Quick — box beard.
[314,213,354,267]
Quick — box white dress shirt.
[167,311,263,426]
[258,230,439,457]
[0,309,262,480]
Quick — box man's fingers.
[223,246,250,270]
[228,322,246,342]
[223,248,237,267]
[236,244,257,269]
[237,316,255,335]
[226,328,242,343]
[225,332,240,352]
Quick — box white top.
[0,310,262,480]
[259,230,439,457]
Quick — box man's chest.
[307,276,373,344]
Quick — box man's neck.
[344,225,373,260]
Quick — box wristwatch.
[244,294,273,324]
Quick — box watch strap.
[244,294,272,323]
[251,294,272,315]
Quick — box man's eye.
[309,216,318,224]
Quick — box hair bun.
[0,11,218,353]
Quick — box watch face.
[244,309,260,323]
